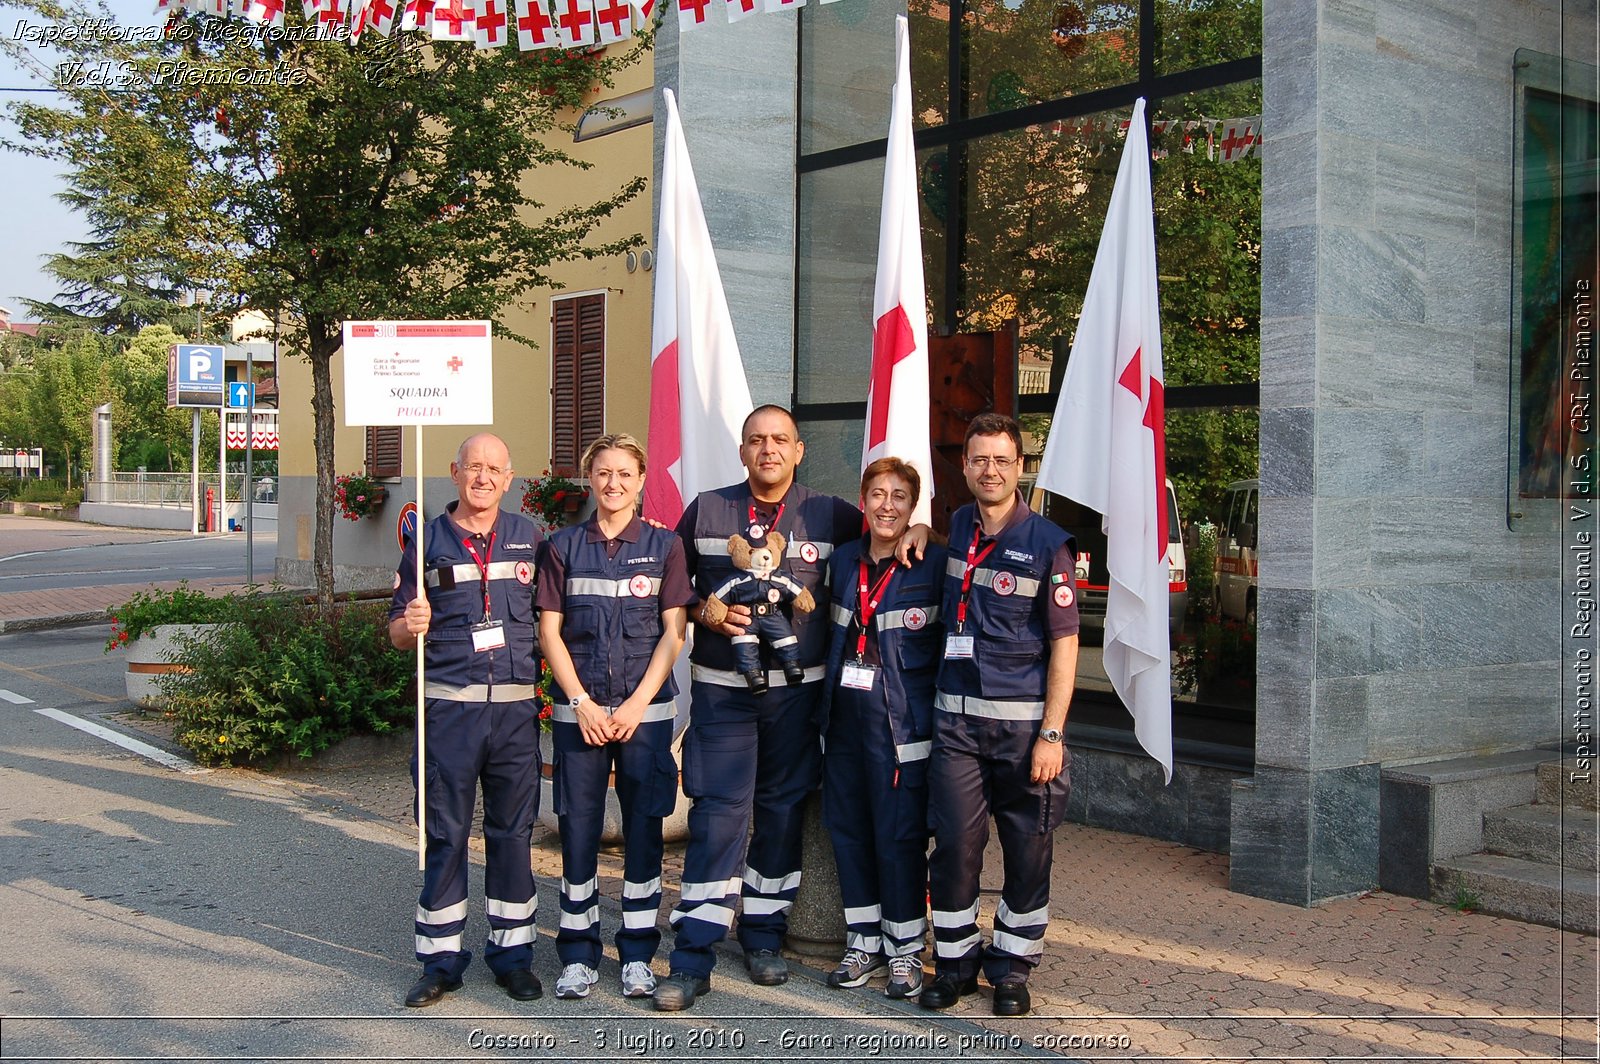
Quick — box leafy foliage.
[4,1,648,603]
[105,580,238,651]
[334,470,386,520]
[161,596,413,765]
[520,469,589,529]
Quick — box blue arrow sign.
[228,382,255,409]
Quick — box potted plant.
[106,582,238,707]
[520,469,590,529]
[335,471,388,521]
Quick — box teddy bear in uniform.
[698,530,816,694]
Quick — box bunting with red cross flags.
[676,0,711,30]
[401,0,432,30]
[1218,116,1260,162]
[552,0,595,47]
[473,0,508,47]
[1036,97,1173,784]
[514,0,556,47]
[430,0,475,39]
[592,0,630,43]
[237,0,286,27]
[723,0,757,23]
[361,0,398,36]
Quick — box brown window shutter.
[366,426,402,479]
[551,293,606,476]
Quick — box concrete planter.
[538,728,691,844]
[123,623,231,707]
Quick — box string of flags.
[224,411,280,450]
[1050,114,1262,163]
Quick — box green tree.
[112,324,193,471]
[5,2,645,603]
[0,330,113,484]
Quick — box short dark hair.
[963,412,1023,456]
[860,457,921,508]
[741,404,800,440]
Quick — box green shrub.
[16,478,69,502]
[161,595,413,766]
[107,581,239,650]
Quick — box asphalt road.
[0,625,1052,1063]
[0,526,276,596]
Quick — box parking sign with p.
[167,344,226,408]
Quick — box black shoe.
[495,969,543,1001]
[743,948,789,985]
[991,980,1031,1016]
[654,971,711,1011]
[919,973,977,1010]
[743,670,769,695]
[404,972,463,1008]
[782,663,806,685]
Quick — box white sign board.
[341,320,494,426]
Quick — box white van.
[1035,478,1188,642]
[1215,478,1258,625]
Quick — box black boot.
[782,662,806,686]
[743,670,769,695]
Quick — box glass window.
[799,0,950,156]
[794,417,867,501]
[1153,0,1261,77]
[963,0,1138,122]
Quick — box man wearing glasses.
[390,433,546,1007]
[921,413,1079,1018]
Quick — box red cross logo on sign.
[799,542,819,563]
[992,571,1017,596]
[629,574,652,598]
[515,560,533,585]
[447,355,464,373]
[903,607,927,631]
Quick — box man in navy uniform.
[921,413,1079,1018]
[653,405,873,1011]
[390,433,545,1007]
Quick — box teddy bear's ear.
[727,535,750,567]
[767,531,786,556]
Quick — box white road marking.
[32,707,208,774]
[0,689,36,704]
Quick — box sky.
[0,0,158,320]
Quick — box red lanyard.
[854,558,897,660]
[463,531,496,620]
[955,523,997,632]
[748,501,784,538]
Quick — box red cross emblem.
[767,588,781,603]
[677,0,710,24]
[556,0,592,40]
[368,0,394,23]
[629,574,652,598]
[594,0,629,35]
[903,607,927,631]
[517,0,553,42]
[433,0,470,33]
[447,355,463,373]
[799,542,819,564]
[475,0,505,42]
[1053,584,1074,608]
[319,0,345,26]
[514,560,533,584]
[992,571,1016,596]
[252,0,285,20]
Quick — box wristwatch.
[1038,727,1063,744]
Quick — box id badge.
[471,620,506,652]
[840,662,878,691]
[944,634,975,659]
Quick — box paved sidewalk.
[142,724,1595,1062]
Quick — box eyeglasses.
[460,463,510,478]
[965,455,1017,471]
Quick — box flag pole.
[415,424,427,870]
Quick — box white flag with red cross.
[1036,96,1173,784]
[513,0,556,47]
[861,14,933,527]
[553,0,595,47]
[238,0,285,26]
[642,88,754,528]
[723,0,756,22]
[430,0,475,38]
[627,0,653,27]
[1218,116,1260,162]
[676,0,711,31]
[348,0,370,38]
[401,0,432,30]
[592,0,631,42]
[360,0,398,35]
[473,0,508,46]
[318,0,349,33]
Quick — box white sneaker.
[621,961,658,997]
[554,963,598,999]
[886,954,925,999]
